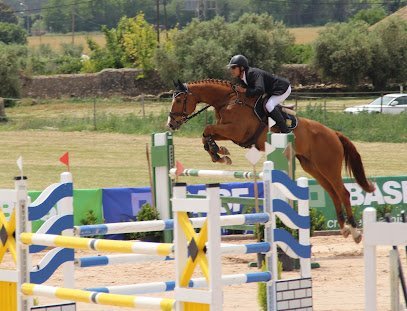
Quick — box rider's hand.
[236,85,246,93]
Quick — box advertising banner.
[310,175,407,229]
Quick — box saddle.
[254,95,298,130]
[233,94,298,149]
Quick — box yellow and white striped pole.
[21,284,175,310]
[20,233,173,256]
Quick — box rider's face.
[229,65,241,78]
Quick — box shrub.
[27,44,58,75]
[125,203,162,241]
[79,210,99,238]
[0,44,27,100]
[0,22,27,45]
[55,43,83,74]
[310,208,326,232]
[287,44,313,64]
[80,210,99,225]
[350,7,387,25]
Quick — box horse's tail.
[336,132,375,193]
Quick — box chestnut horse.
[167,79,374,243]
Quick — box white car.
[344,94,407,114]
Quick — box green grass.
[300,106,407,143]
[0,130,405,190]
[2,99,406,143]
[1,96,406,188]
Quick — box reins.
[184,104,211,123]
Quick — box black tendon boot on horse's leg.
[268,108,290,133]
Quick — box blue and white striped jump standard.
[86,272,272,295]
[74,213,270,237]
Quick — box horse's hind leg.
[331,180,362,243]
[311,157,362,243]
[297,155,351,238]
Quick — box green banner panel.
[310,175,407,230]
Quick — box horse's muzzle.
[166,117,180,131]
[167,116,184,131]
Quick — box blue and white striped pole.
[74,213,271,237]
[86,272,272,295]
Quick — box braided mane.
[188,79,232,87]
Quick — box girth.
[233,122,267,149]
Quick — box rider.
[227,54,291,133]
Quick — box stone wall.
[20,65,325,99]
[277,64,321,87]
[21,68,169,98]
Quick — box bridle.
[169,84,211,127]
[169,82,250,129]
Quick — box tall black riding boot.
[268,108,290,133]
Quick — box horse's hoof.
[341,226,351,238]
[350,227,362,244]
[353,233,362,244]
[222,156,232,165]
[219,146,230,155]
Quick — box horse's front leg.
[202,134,232,164]
[202,124,243,165]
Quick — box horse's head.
[167,79,200,131]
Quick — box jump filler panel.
[276,278,313,310]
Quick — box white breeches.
[265,85,292,112]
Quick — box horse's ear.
[178,79,188,92]
[173,80,178,89]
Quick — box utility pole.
[156,0,160,43]
[184,0,217,21]
[71,1,76,45]
[163,0,168,39]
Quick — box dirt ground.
[3,234,406,311]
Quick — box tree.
[0,44,27,99]
[313,21,372,87]
[367,17,407,89]
[0,22,27,44]
[84,13,156,74]
[351,7,387,25]
[118,14,157,74]
[0,3,18,24]
[43,0,71,33]
[314,17,407,90]
[155,14,294,84]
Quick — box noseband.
[169,89,190,125]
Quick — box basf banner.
[310,176,407,229]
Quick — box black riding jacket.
[240,67,290,98]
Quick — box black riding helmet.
[227,54,249,69]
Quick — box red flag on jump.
[59,152,70,171]
[175,160,184,177]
